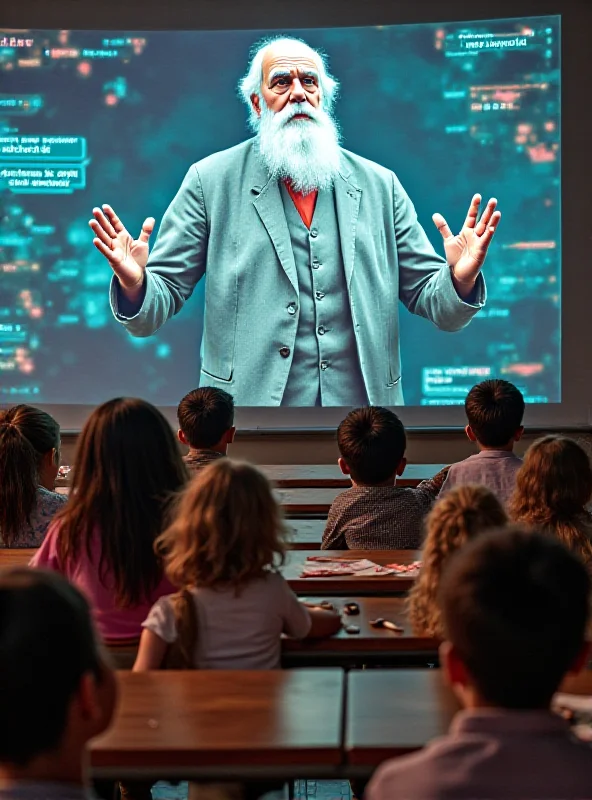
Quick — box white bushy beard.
[255,101,342,194]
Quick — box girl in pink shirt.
[31,397,188,641]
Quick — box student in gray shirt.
[0,569,117,800]
[440,379,525,507]
[367,527,592,800]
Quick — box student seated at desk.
[367,528,592,800]
[322,407,449,550]
[177,387,235,474]
[409,485,507,638]
[0,405,66,548]
[134,459,341,671]
[31,398,188,641]
[440,379,524,508]
[0,568,116,800]
[510,435,592,566]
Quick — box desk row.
[0,549,421,594]
[90,667,592,781]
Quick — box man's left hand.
[432,194,501,299]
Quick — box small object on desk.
[345,625,360,635]
[57,465,71,478]
[369,617,404,633]
[343,602,360,616]
[301,600,335,611]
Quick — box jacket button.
[287,303,297,315]
[279,347,291,358]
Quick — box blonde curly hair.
[408,485,507,638]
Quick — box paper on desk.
[300,557,395,578]
[385,560,423,574]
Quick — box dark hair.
[337,406,406,484]
[0,568,103,765]
[509,435,592,564]
[440,526,590,709]
[0,405,60,546]
[55,398,187,607]
[464,379,525,447]
[177,387,235,449]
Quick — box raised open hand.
[432,194,501,293]
[89,204,155,298]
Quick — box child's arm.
[133,628,169,671]
[417,465,451,497]
[304,607,342,639]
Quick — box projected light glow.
[0,16,561,406]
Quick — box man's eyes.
[273,76,318,88]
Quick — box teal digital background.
[0,16,560,405]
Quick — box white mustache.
[276,103,319,126]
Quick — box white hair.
[239,36,340,132]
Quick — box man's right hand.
[89,204,155,303]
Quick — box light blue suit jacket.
[111,138,485,405]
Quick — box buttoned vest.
[280,182,368,406]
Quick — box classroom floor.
[151,780,353,800]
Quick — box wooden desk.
[261,464,445,489]
[0,548,35,568]
[283,550,421,595]
[54,485,338,516]
[346,669,592,770]
[91,669,344,780]
[54,464,445,491]
[276,488,341,516]
[282,597,438,667]
[287,519,325,549]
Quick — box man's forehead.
[262,45,319,77]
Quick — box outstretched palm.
[433,194,501,290]
[89,204,155,292]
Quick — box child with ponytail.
[0,405,64,547]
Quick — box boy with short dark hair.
[322,406,448,550]
[440,378,524,506]
[0,568,117,799]
[177,387,235,473]
[367,527,592,800]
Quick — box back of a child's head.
[0,568,115,766]
[177,387,235,448]
[465,379,525,446]
[57,397,188,607]
[509,435,592,562]
[157,459,286,590]
[440,526,590,709]
[0,405,60,546]
[409,486,507,638]
[337,406,406,484]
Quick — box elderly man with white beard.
[90,36,501,406]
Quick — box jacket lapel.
[251,163,299,295]
[334,166,362,287]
